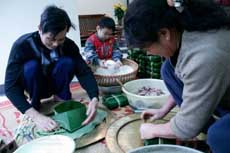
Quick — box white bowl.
[14,135,75,153]
[128,144,203,153]
[122,79,170,109]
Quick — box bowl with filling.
[122,79,170,109]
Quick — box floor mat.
[0,82,81,144]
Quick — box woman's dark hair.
[98,17,116,32]
[40,5,75,36]
[124,0,230,48]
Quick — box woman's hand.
[141,108,168,122]
[114,60,123,69]
[82,97,98,125]
[99,60,107,68]
[140,96,178,140]
[25,108,58,132]
[140,122,177,140]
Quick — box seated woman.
[124,0,230,152]
[5,6,99,132]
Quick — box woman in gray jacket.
[124,0,230,152]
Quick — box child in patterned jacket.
[84,17,122,68]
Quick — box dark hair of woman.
[124,0,230,48]
[40,5,75,36]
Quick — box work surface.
[1,84,208,153]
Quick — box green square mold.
[53,101,87,132]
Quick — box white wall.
[0,0,127,85]
[76,0,127,20]
[0,0,81,85]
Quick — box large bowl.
[93,59,138,87]
[122,79,170,109]
[128,144,203,153]
[14,135,75,153]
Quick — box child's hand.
[25,108,58,132]
[99,60,107,68]
[114,60,123,69]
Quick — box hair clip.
[173,0,184,13]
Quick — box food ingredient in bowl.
[136,86,165,96]
[95,65,133,76]
[104,60,116,68]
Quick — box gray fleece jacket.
[170,29,230,139]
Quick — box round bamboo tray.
[93,59,138,87]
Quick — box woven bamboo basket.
[92,59,138,87]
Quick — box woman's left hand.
[140,122,176,140]
[82,97,98,125]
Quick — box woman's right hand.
[141,108,168,122]
[25,108,58,132]
[141,96,177,122]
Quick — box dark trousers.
[161,59,230,153]
[23,57,75,110]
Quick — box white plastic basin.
[122,79,170,109]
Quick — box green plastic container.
[53,101,87,132]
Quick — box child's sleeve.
[84,39,100,65]
[112,41,123,61]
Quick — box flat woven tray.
[106,107,208,153]
[105,112,175,153]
